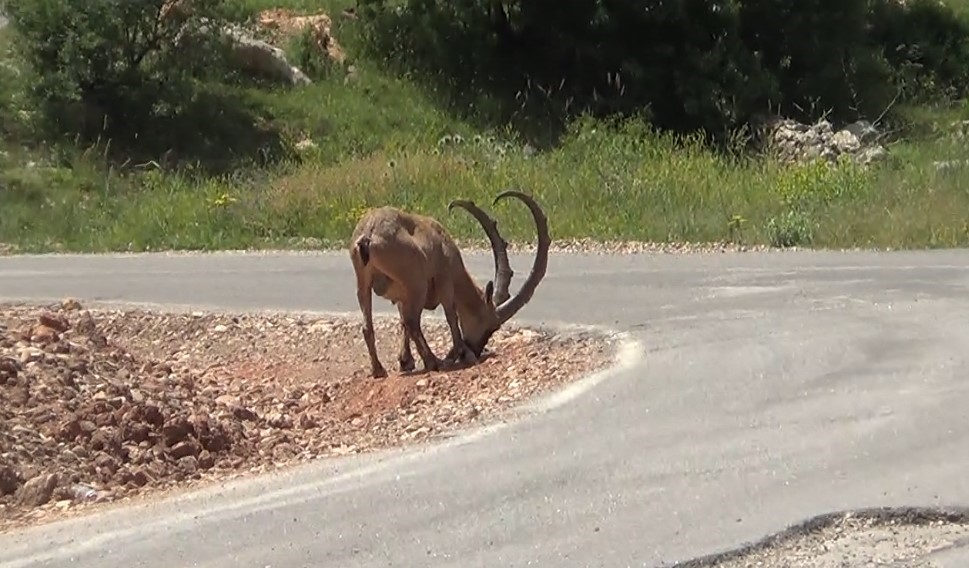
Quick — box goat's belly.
[372,273,438,309]
[374,276,408,304]
[372,273,392,296]
[424,278,439,310]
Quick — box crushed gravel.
[314,237,782,255]
[673,508,969,568]
[0,300,614,532]
[0,236,899,257]
[0,239,805,257]
[278,236,893,255]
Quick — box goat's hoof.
[422,358,441,373]
[398,357,415,372]
[372,365,388,379]
[445,345,477,366]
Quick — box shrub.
[868,0,969,103]
[357,0,969,140]
[357,0,771,137]
[766,209,815,248]
[736,0,896,120]
[4,0,245,146]
[772,156,872,211]
[0,27,30,141]
[288,26,339,81]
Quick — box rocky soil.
[677,509,969,568]
[0,300,613,532]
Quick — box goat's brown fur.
[349,190,550,378]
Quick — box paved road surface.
[1,249,969,567]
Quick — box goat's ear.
[485,280,495,304]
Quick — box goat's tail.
[355,235,372,266]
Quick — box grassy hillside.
[2,0,969,253]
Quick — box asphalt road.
[2,249,969,567]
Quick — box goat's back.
[351,205,463,272]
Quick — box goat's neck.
[453,268,486,322]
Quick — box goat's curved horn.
[448,198,513,305]
[493,190,550,325]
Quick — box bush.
[357,0,769,138]
[766,209,815,248]
[0,28,30,141]
[4,0,246,151]
[357,0,969,140]
[772,157,872,211]
[287,26,340,81]
[869,0,969,103]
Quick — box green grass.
[4,3,969,253]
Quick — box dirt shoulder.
[0,300,615,532]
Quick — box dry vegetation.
[0,300,614,531]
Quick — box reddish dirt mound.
[0,301,613,531]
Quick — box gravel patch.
[672,507,969,568]
[303,237,784,255]
[0,236,904,257]
[0,300,614,532]
[279,236,902,255]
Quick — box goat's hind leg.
[356,275,387,379]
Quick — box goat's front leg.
[441,302,476,366]
[395,303,415,372]
[400,299,441,373]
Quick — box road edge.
[0,302,642,568]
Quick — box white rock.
[843,120,878,143]
[857,146,887,165]
[224,28,311,86]
[831,130,861,154]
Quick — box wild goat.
[348,190,550,378]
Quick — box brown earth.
[0,300,613,532]
[255,8,346,64]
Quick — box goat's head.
[447,190,550,357]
